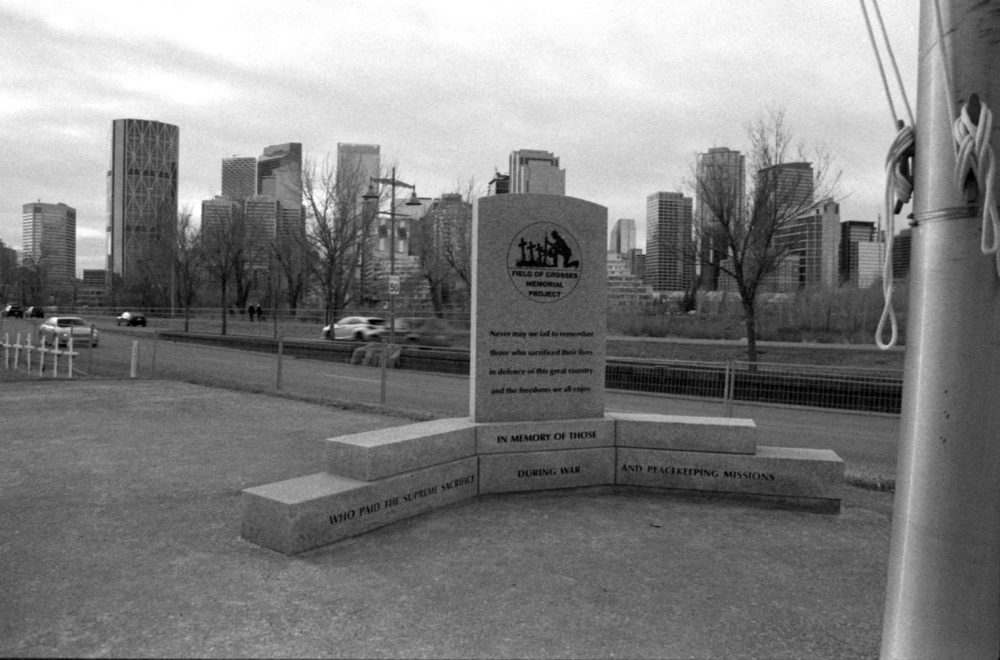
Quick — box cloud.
[0,0,921,264]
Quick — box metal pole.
[881,1,1000,656]
[276,336,283,391]
[380,168,396,405]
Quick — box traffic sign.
[388,275,400,296]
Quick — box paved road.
[13,321,893,485]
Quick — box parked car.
[321,316,386,341]
[117,311,147,327]
[38,316,99,347]
[25,306,45,318]
[2,304,23,318]
[390,317,469,347]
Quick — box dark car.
[2,304,23,318]
[391,317,469,347]
[117,311,147,327]
[25,306,45,318]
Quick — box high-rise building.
[840,220,877,285]
[696,147,745,290]
[106,118,179,297]
[609,218,636,254]
[645,192,694,292]
[257,143,302,210]
[221,156,257,201]
[758,161,814,219]
[337,143,380,193]
[488,172,510,195]
[770,198,841,290]
[509,149,565,195]
[22,201,76,288]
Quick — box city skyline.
[0,1,920,275]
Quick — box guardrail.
[157,331,903,414]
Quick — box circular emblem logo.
[507,222,582,303]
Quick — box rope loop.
[876,123,914,351]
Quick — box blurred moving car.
[38,316,99,347]
[2,304,23,318]
[321,316,386,341]
[117,311,147,327]
[390,317,469,347]
[25,306,45,318]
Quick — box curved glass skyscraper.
[106,118,179,301]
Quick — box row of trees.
[169,158,476,333]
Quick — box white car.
[322,316,386,341]
[38,316,99,347]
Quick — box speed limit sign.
[388,275,401,296]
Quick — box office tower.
[840,220,877,285]
[22,201,76,289]
[770,198,841,290]
[892,228,911,280]
[200,196,239,236]
[645,192,694,292]
[609,218,637,254]
[758,161,814,218]
[222,156,257,201]
[696,147,745,290]
[488,172,510,195]
[337,143,380,193]
[257,143,302,209]
[336,143,381,302]
[509,149,565,195]
[106,118,179,295]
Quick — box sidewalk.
[1,380,892,658]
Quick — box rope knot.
[952,95,999,262]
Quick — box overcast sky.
[1,0,920,275]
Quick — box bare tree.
[302,154,377,323]
[692,107,840,362]
[174,206,203,332]
[439,177,478,298]
[411,193,472,314]
[200,198,244,335]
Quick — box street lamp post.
[363,166,421,403]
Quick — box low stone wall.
[242,413,843,555]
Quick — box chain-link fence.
[1,315,904,416]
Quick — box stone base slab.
[242,457,478,555]
[616,445,843,509]
[242,415,844,554]
[611,412,758,454]
[326,418,477,481]
[479,448,616,494]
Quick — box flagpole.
[881,1,1000,656]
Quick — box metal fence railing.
[1,319,905,416]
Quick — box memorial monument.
[241,194,842,555]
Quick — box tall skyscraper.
[221,156,257,201]
[696,147,745,290]
[609,218,636,253]
[22,201,76,288]
[770,198,841,290]
[645,192,694,292]
[758,161,814,218]
[509,149,565,195]
[106,118,179,298]
[337,143,380,193]
[257,143,302,210]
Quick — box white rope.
[953,101,1000,274]
[876,124,915,350]
[861,0,915,350]
[932,0,1000,275]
